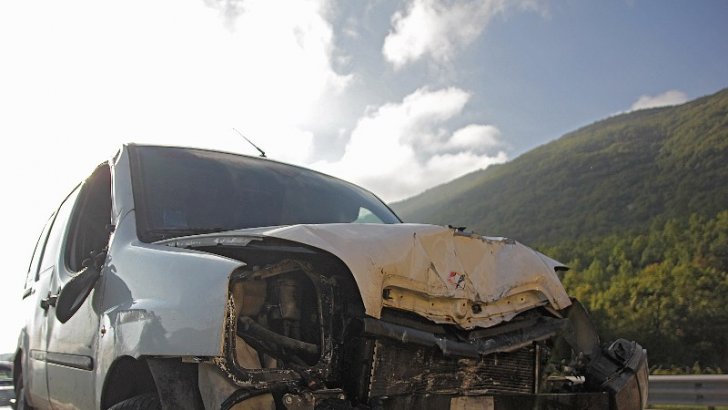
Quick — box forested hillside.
[393,88,728,245]
[392,88,728,370]
[545,213,728,370]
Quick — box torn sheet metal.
[264,223,571,328]
[161,223,571,329]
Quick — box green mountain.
[392,88,728,246]
[392,88,728,370]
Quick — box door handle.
[40,292,59,311]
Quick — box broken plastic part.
[585,339,649,410]
[361,315,567,358]
[562,299,600,358]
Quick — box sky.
[0,0,727,353]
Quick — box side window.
[24,215,56,290]
[354,207,385,224]
[39,188,81,274]
[65,164,112,273]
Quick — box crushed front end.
[160,224,647,410]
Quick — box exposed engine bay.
[162,232,648,410]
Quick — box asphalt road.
[0,385,12,409]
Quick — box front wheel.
[107,393,161,410]
[12,372,34,410]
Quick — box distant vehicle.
[13,144,648,409]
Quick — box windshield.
[131,146,400,242]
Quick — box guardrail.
[0,375,725,407]
[648,375,728,407]
[0,384,13,407]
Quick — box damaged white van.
[14,144,648,409]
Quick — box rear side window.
[24,215,55,291]
[39,188,80,273]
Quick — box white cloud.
[382,0,542,69]
[312,87,507,202]
[630,90,689,111]
[0,0,349,352]
[446,124,502,153]
[0,0,349,165]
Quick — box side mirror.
[55,264,102,323]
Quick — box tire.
[13,373,34,410]
[107,393,161,410]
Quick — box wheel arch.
[12,348,23,395]
[100,356,156,409]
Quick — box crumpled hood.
[161,223,572,329]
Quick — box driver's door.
[44,164,112,409]
[22,215,55,409]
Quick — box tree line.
[542,211,728,372]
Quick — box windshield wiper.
[145,227,231,241]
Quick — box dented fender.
[97,210,243,359]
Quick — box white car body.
[13,144,647,410]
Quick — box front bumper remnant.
[586,339,649,410]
